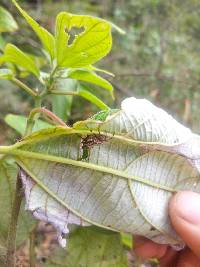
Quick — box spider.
[80,134,111,160]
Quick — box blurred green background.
[1,0,200,144]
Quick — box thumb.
[169,191,200,258]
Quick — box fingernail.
[174,191,200,225]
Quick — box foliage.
[5,97,200,251]
[0,1,128,266]
[45,226,128,267]
[0,1,200,267]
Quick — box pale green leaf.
[5,114,53,136]
[12,0,55,59]
[0,44,40,77]
[0,6,18,33]
[0,68,13,79]
[55,12,112,67]
[68,69,114,97]
[45,226,128,267]
[7,97,200,250]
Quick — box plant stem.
[25,107,67,136]
[5,173,23,267]
[11,78,37,97]
[50,90,79,96]
[34,95,42,108]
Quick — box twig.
[50,90,79,96]
[25,107,67,136]
[11,78,37,97]
[5,173,23,267]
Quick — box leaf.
[52,79,77,121]
[55,12,112,67]
[0,44,40,77]
[68,69,114,97]
[5,114,53,136]
[8,97,200,249]
[12,0,55,59]
[0,6,18,33]
[0,160,36,259]
[45,226,128,267]
[0,68,13,79]
[78,84,109,110]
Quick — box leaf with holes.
[6,97,200,249]
[55,12,112,67]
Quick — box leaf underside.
[11,97,200,248]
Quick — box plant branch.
[11,78,37,97]
[50,90,79,96]
[25,107,67,136]
[5,173,23,267]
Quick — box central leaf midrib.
[13,129,184,150]
[13,149,175,192]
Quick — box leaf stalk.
[11,78,37,97]
[50,90,79,96]
[25,107,66,136]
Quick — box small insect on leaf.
[80,134,111,160]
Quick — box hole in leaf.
[65,26,85,46]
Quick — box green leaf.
[45,226,128,267]
[5,114,53,136]
[68,69,114,97]
[0,6,18,33]
[55,12,112,67]
[0,44,40,77]
[0,68,13,79]
[78,84,109,110]
[7,97,200,249]
[52,79,77,121]
[0,160,36,260]
[12,0,55,59]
